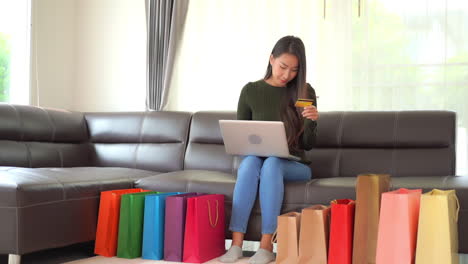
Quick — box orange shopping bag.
[94,188,147,257]
[376,188,422,264]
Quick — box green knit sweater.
[237,79,318,162]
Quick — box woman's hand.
[302,105,319,121]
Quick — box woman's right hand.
[302,106,319,121]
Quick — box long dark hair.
[264,36,308,153]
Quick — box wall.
[74,0,147,112]
[31,0,76,109]
[31,0,147,112]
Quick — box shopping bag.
[116,191,159,259]
[276,212,301,264]
[376,188,421,264]
[298,205,330,264]
[415,189,459,264]
[328,199,355,264]
[94,188,147,257]
[164,193,205,262]
[353,173,391,264]
[182,194,225,263]
[141,192,182,260]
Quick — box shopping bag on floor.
[141,192,182,260]
[94,188,147,257]
[276,212,301,264]
[353,173,391,264]
[298,205,330,264]
[183,194,225,263]
[328,199,355,264]
[376,188,421,264]
[116,191,159,259]
[164,193,205,262]
[415,189,459,264]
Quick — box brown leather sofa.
[0,103,467,263]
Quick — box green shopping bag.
[116,191,159,259]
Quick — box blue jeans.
[229,156,312,234]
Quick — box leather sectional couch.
[0,103,467,263]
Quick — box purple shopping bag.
[164,193,205,262]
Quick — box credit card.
[295,98,314,107]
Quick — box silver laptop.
[219,120,301,161]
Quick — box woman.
[219,36,319,264]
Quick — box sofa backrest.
[184,111,237,174]
[0,104,456,178]
[0,104,92,167]
[310,111,456,178]
[187,110,456,178]
[85,111,192,172]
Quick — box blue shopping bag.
[141,192,182,260]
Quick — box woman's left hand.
[302,105,319,121]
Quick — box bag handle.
[271,230,278,244]
[207,200,219,228]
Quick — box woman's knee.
[238,156,263,177]
[262,157,283,168]
[260,157,284,177]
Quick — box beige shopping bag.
[298,205,330,264]
[415,189,459,264]
[276,212,301,264]
[352,173,391,264]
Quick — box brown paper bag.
[276,212,301,264]
[298,205,330,264]
[352,173,391,264]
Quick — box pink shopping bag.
[376,188,422,264]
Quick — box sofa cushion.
[308,111,456,178]
[0,104,92,167]
[0,104,88,143]
[85,111,192,172]
[0,167,158,207]
[0,167,160,254]
[184,111,237,174]
[135,170,236,197]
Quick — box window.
[0,0,31,104]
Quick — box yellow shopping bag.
[415,189,459,264]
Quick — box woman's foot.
[248,248,275,264]
[219,245,243,263]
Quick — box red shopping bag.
[328,199,355,264]
[376,188,421,264]
[183,194,226,263]
[94,188,147,257]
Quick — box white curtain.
[168,0,468,175]
[166,0,315,111]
